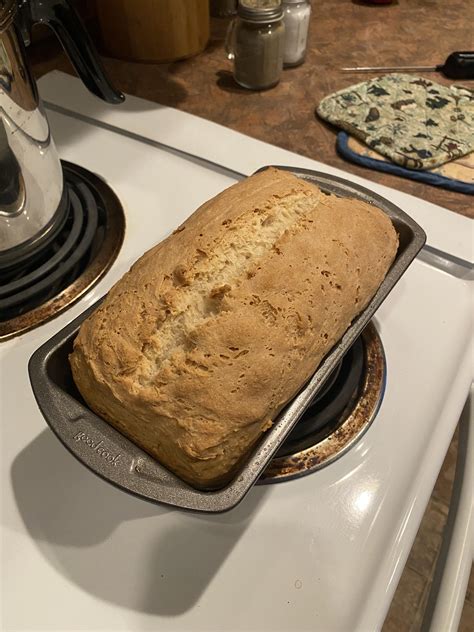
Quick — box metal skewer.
[342,65,437,73]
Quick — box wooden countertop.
[31,0,473,219]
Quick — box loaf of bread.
[70,168,398,489]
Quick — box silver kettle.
[0,0,123,261]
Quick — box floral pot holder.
[317,73,474,170]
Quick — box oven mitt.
[317,74,474,170]
[336,132,474,195]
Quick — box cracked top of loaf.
[70,168,398,489]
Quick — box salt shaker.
[226,1,285,90]
[282,0,311,67]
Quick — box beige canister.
[96,0,210,63]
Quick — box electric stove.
[1,71,472,632]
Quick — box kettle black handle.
[29,0,124,104]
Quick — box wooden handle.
[96,0,210,63]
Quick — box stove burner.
[0,162,125,341]
[259,322,385,483]
[277,337,365,457]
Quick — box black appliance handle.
[28,0,124,104]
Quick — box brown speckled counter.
[31,0,473,218]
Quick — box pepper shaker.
[226,1,285,90]
[282,0,311,67]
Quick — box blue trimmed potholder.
[336,132,474,195]
[317,74,474,170]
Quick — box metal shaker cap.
[238,0,283,22]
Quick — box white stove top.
[1,72,472,632]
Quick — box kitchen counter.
[31,0,473,219]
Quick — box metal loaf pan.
[29,167,426,513]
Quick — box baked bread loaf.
[70,168,398,489]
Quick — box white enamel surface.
[427,390,473,632]
[38,71,474,264]
[1,83,473,631]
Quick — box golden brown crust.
[70,168,398,488]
